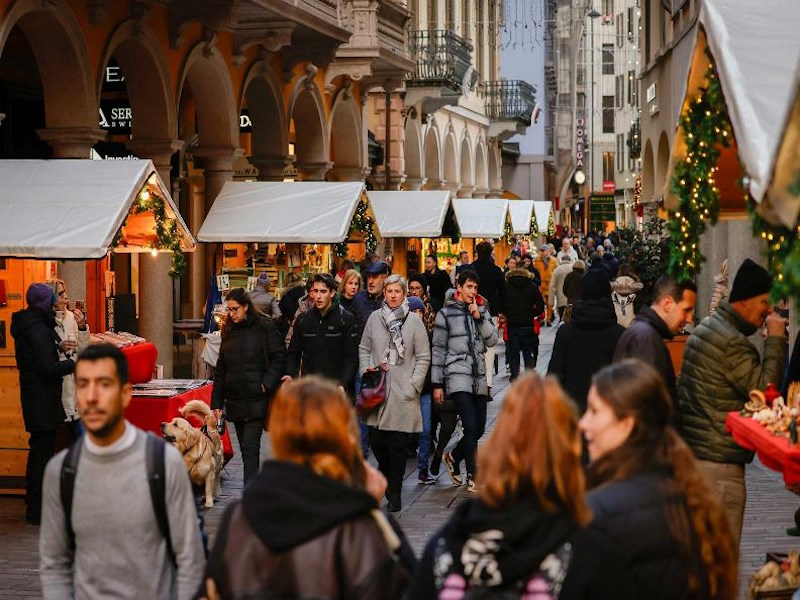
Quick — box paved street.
[0,326,797,598]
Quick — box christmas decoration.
[615,218,671,306]
[530,213,539,236]
[334,196,378,257]
[666,54,732,283]
[633,175,643,217]
[547,209,555,237]
[747,196,800,307]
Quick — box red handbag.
[356,368,387,416]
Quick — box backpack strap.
[60,439,83,551]
[145,434,176,566]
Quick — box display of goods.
[750,552,800,598]
[742,386,800,441]
[89,331,147,348]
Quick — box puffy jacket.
[588,470,706,600]
[249,285,281,320]
[286,296,359,395]
[469,257,505,316]
[504,268,545,328]
[678,301,786,464]
[10,308,73,432]
[203,461,415,600]
[431,290,498,396]
[211,312,287,423]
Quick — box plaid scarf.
[381,300,409,362]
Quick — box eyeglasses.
[58,290,67,297]
[225,305,242,313]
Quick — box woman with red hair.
[409,373,631,599]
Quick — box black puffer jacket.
[10,308,72,432]
[212,312,287,423]
[504,268,545,328]
[470,257,506,316]
[588,470,706,600]
[547,298,625,411]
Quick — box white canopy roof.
[507,200,534,235]
[367,190,451,238]
[198,181,366,243]
[452,198,509,238]
[0,160,194,259]
[532,201,553,234]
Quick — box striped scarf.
[381,300,409,363]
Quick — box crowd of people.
[10,229,795,599]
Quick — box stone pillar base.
[139,252,174,378]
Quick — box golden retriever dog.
[161,400,223,508]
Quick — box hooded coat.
[249,279,281,319]
[469,256,506,316]
[547,298,625,411]
[10,307,73,431]
[409,497,633,599]
[504,268,545,328]
[431,289,498,397]
[202,461,415,599]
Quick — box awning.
[507,200,534,234]
[366,190,450,238]
[532,201,553,234]
[666,0,800,227]
[198,181,366,243]
[0,160,194,259]
[452,198,509,238]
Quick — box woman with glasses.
[211,288,287,483]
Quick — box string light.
[335,196,378,257]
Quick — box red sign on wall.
[602,180,616,192]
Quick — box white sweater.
[53,311,89,421]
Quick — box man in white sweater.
[40,344,204,600]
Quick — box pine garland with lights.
[530,213,539,236]
[334,196,378,257]
[747,198,800,305]
[667,54,732,283]
[633,175,642,210]
[547,210,555,237]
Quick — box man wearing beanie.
[678,258,787,542]
[248,272,281,319]
[11,283,76,524]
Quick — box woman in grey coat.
[359,275,431,512]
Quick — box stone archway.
[642,140,655,201]
[328,89,364,181]
[656,131,671,201]
[403,119,424,189]
[288,72,330,181]
[241,61,288,181]
[443,131,458,188]
[459,134,474,197]
[423,125,441,188]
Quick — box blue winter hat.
[407,296,425,313]
[26,283,56,312]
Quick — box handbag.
[357,348,390,416]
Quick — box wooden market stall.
[0,159,195,490]
[449,198,510,268]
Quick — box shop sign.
[239,109,252,133]
[575,116,585,170]
[589,194,616,223]
[99,100,132,134]
[602,180,616,192]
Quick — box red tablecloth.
[726,412,800,485]
[126,382,234,463]
[121,343,158,384]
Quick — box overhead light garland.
[666,53,732,283]
[633,175,643,216]
[334,196,378,257]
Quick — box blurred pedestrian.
[200,378,415,599]
[535,244,558,325]
[582,360,737,600]
[557,238,578,263]
[249,273,281,320]
[277,272,305,339]
[470,242,505,392]
[610,274,643,328]
[424,254,452,310]
[353,260,390,337]
[563,260,586,320]
[408,295,436,485]
[504,265,545,380]
[408,273,437,329]
[410,373,633,598]
[338,268,362,314]
[449,249,471,286]
[550,255,574,324]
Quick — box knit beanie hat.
[729,258,772,303]
[581,269,611,300]
[407,296,425,313]
[409,273,429,292]
[26,283,56,312]
[256,272,270,288]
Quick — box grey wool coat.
[359,310,431,433]
[431,289,499,397]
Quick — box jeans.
[506,327,539,380]
[369,428,409,502]
[234,420,264,484]
[26,429,56,520]
[418,393,432,473]
[451,392,487,477]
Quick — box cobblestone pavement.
[0,325,798,598]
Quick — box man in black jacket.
[614,275,696,405]
[11,283,75,524]
[470,242,506,391]
[285,274,359,397]
[424,254,452,310]
[504,268,545,380]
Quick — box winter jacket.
[547,298,625,411]
[588,470,706,600]
[504,268,545,329]
[211,312,287,423]
[614,306,678,405]
[52,310,90,422]
[10,308,73,432]
[409,496,633,599]
[203,461,415,600]
[339,294,355,315]
[352,290,384,336]
[536,255,558,307]
[431,289,499,397]
[425,268,452,310]
[249,285,281,320]
[286,296,359,396]
[563,270,584,305]
[550,262,574,308]
[359,310,431,433]
[469,257,506,316]
[603,252,620,277]
[678,301,786,464]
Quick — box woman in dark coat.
[580,361,737,599]
[547,269,624,412]
[212,287,287,483]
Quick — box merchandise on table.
[131,379,210,397]
[89,331,147,347]
[750,551,800,597]
[740,385,800,440]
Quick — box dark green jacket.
[678,302,786,464]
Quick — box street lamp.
[586,6,601,233]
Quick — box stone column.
[250,155,291,181]
[139,252,174,377]
[328,166,370,182]
[403,177,426,191]
[457,186,475,198]
[126,138,182,187]
[372,89,406,189]
[472,188,490,198]
[295,161,333,181]
[189,172,207,318]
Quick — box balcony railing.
[408,30,477,91]
[483,80,537,125]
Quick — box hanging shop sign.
[589,193,616,224]
[575,116,586,185]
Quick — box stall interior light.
[150,248,158,257]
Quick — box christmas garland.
[667,54,732,283]
[334,196,378,257]
[530,213,539,236]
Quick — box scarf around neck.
[381,299,409,362]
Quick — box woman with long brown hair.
[201,377,415,599]
[409,373,631,599]
[580,359,737,599]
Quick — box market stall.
[366,190,451,276]
[0,159,195,490]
